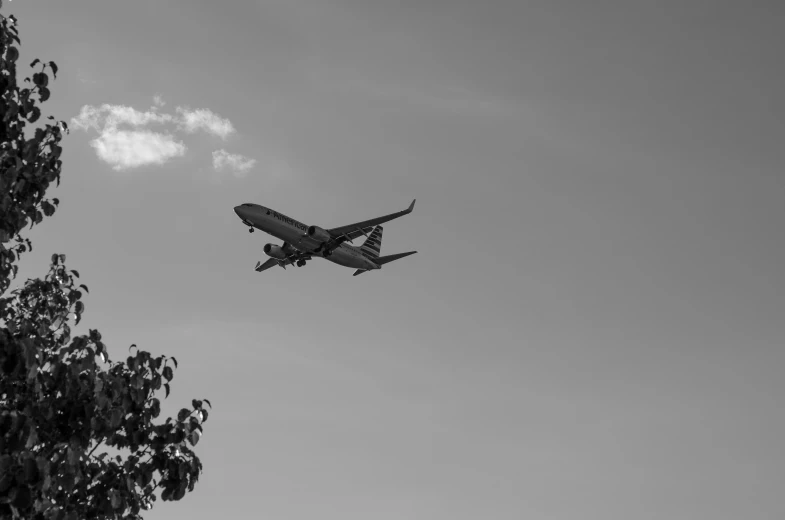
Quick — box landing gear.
[248,227,254,233]
[296,260,306,267]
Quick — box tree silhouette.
[1,7,210,519]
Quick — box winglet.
[407,199,416,213]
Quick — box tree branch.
[87,438,104,458]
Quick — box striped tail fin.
[360,225,383,259]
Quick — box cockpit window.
[242,203,254,207]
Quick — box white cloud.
[70,105,104,132]
[176,107,234,139]
[91,130,186,171]
[71,99,253,174]
[104,105,173,129]
[72,104,172,132]
[212,149,256,177]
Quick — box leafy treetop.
[1,8,66,296]
[1,8,211,519]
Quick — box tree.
[1,7,210,519]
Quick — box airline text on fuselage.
[270,210,307,231]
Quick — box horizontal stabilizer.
[352,269,367,276]
[373,251,417,266]
[255,258,279,272]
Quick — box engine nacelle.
[263,243,287,260]
[306,225,331,242]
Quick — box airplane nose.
[234,205,243,217]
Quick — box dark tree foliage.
[0,9,64,296]
[1,8,210,519]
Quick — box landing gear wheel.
[248,228,254,233]
[297,260,305,267]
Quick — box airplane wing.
[255,252,312,272]
[326,199,415,244]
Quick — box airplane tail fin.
[359,225,383,259]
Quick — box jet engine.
[306,225,331,242]
[263,243,287,260]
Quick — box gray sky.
[7,0,785,518]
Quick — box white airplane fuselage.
[234,204,380,270]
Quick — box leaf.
[111,408,123,428]
[177,408,190,422]
[61,473,75,493]
[171,356,178,368]
[110,490,122,509]
[70,269,79,278]
[51,253,59,265]
[26,105,41,124]
[0,476,13,498]
[150,398,161,418]
[49,61,59,78]
[188,430,201,446]
[199,409,209,422]
[39,86,50,102]
[203,399,212,409]
[30,59,41,68]
[6,46,19,62]
[25,427,39,449]
[192,399,202,410]
[59,253,66,263]
[164,383,170,398]
[80,284,89,293]
[68,446,80,466]
[33,72,49,87]
[163,366,173,382]
[41,200,55,216]
[11,485,31,508]
[0,455,11,474]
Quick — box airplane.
[233,199,417,276]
